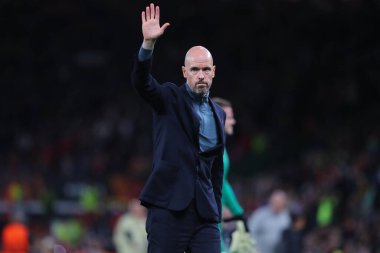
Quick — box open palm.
[141,3,170,41]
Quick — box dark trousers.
[146,201,221,253]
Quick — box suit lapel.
[180,85,200,146]
[209,98,226,147]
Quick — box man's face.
[182,47,215,96]
[224,106,236,136]
[270,192,287,214]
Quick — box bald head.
[184,46,214,66]
[269,190,288,214]
[182,46,216,96]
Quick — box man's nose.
[197,70,205,79]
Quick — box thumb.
[161,22,170,32]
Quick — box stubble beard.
[195,83,210,97]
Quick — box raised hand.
[141,3,170,49]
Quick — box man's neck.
[185,83,209,103]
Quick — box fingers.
[143,3,160,21]
[141,11,146,23]
[150,3,155,19]
[155,5,160,20]
[146,6,150,19]
[142,3,169,33]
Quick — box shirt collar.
[185,83,209,103]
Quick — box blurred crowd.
[1,0,380,252]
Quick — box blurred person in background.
[1,211,29,253]
[277,212,306,253]
[113,199,147,253]
[132,3,226,253]
[30,236,55,253]
[248,190,291,253]
[213,97,246,253]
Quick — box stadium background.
[1,0,379,252]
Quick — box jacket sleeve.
[212,153,224,222]
[131,55,165,111]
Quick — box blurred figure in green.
[213,98,245,253]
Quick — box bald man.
[248,190,291,253]
[131,4,226,253]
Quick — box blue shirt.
[185,84,218,152]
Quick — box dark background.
[1,0,380,252]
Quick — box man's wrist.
[138,47,153,61]
[142,39,156,50]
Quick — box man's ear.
[212,65,216,78]
[182,66,187,78]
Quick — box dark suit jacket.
[131,56,226,222]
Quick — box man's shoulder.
[160,82,187,96]
[161,82,180,89]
